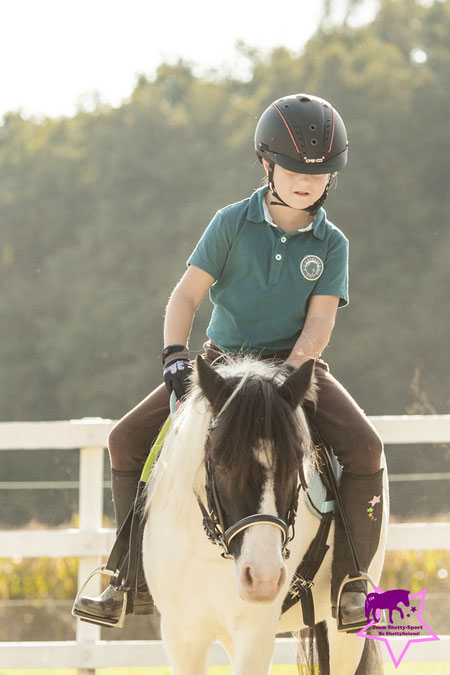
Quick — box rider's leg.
[74,469,154,620]
[330,469,384,627]
[303,360,384,628]
[74,382,170,623]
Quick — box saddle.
[305,436,342,520]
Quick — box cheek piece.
[267,162,332,217]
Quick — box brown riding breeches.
[108,341,382,477]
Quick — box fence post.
[76,445,105,675]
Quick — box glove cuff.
[162,345,189,366]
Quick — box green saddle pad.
[140,415,172,483]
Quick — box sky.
[0,0,366,120]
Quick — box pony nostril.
[243,565,253,587]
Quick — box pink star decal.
[368,495,381,507]
[357,588,439,668]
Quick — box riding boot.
[331,469,384,631]
[73,469,154,625]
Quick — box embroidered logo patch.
[367,494,381,521]
[300,255,324,281]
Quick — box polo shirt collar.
[247,186,327,240]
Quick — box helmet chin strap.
[268,163,330,216]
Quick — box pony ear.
[195,355,226,406]
[278,359,316,409]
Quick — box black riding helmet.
[255,93,348,213]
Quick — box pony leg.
[231,624,278,675]
[160,618,210,675]
[327,620,365,675]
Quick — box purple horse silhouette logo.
[365,589,410,623]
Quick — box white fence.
[0,415,449,671]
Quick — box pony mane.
[146,388,211,519]
[146,356,316,519]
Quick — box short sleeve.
[312,233,349,307]
[187,210,233,281]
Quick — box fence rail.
[1,415,449,671]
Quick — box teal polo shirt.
[187,186,349,354]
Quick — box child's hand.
[163,359,194,399]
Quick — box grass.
[0,665,449,674]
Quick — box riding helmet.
[255,94,348,175]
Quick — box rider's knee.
[108,419,133,472]
[353,429,383,475]
[366,433,383,473]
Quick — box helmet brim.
[263,148,348,175]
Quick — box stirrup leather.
[71,564,128,628]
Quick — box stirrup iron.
[335,570,385,632]
[71,564,128,628]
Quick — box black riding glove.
[163,358,194,400]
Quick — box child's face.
[265,161,331,210]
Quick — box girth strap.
[281,511,333,626]
[281,435,338,627]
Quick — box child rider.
[74,93,384,632]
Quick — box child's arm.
[285,295,340,368]
[164,265,215,348]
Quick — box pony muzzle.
[235,520,289,603]
[238,559,287,603]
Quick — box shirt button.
[281,236,287,243]
[275,254,282,261]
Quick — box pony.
[143,355,388,674]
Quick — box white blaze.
[235,446,287,603]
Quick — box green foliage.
[0,0,449,524]
[381,549,450,595]
[0,557,78,601]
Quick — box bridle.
[196,415,308,561]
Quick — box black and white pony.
[143,355,387,674]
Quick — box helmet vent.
[289,120,307,154]
[310,124,317,131]
[311,139,318,146]
[323,119,333,151]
